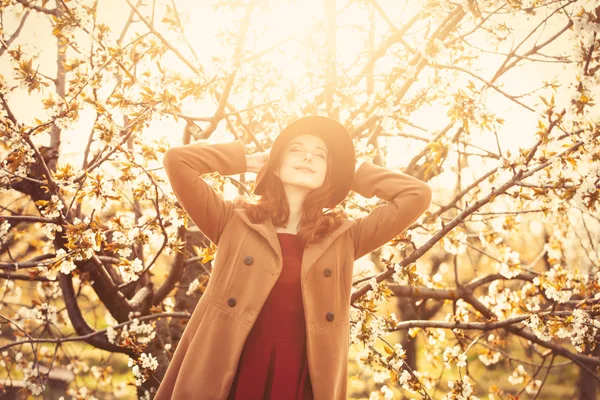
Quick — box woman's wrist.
[246,153,257,173]
[246,151,269,174]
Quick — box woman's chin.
[283,180,323,191]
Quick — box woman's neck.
[277,185,306,234]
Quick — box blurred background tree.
[0,0,599,398]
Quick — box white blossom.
[0,220,10,244]
[186,278,200,296]
[22,364,44,395]
[508,364,527,385]
[443,345,467,368]
[478,350,501,366]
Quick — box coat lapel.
[233,208,354,281]
[233,208,282,262]
[299,219,353,282]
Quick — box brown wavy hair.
[233,147,348,247]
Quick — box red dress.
[227,233,313,400]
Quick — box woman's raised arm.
[348,161,432,260]
[162,140,247,245]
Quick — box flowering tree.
[0,0,599,399]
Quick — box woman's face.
[274,134,328,191]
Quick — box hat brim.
[254,116,355,208]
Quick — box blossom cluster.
[524,305,600,352]
[1,132,36,186]
[81,170,120,213]
[63,216,106,261]
[186,278,201,295]
[15,302,61,326]
[442,229,468,255]
[532,264,583,304]
[443,345,467,368]
[478,334,502,366]
[508,365,541,394]
[106,317,157,347]
[37,195,65,219]
[477,280,523,320]
[128,352,159,386]
[42,251,69,277]
[445,375,478,400]
[445,298,470,324]
[117,257,144,283]
[22,362,44,395]
[0,219,10,244]
[557,309,600,352]
[0,279,22,307]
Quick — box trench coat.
[155,139,432,399]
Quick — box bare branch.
[0,10,30,57]
[57,265,131,353]
[0,215,59,224]
[350,6,467,137]
[0,254,56,271]
[192,4,254,140]
[491,5,575,83]
[14,0,57,16]
[433,63,535,112]
[73,106,153,183]
[0,311,190,353]
[390,310,598,332]
[0,271,51,281]
[0,91,18,125]
[242,1,353,63]
[352,135,581,304]
[153,225,186,305]
[123,0,203,75]
[351,11,422,88]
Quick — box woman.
[154,116,432,399]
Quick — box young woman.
[154,116,432,399]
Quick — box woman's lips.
[295,166,315,173]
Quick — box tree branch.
[0,215,60,224]
[0,311,190,353]
[14,0,57,16]
[123,0,203,75]
[0,10,30,57]
[0,254,56,271]
[433,63,535,112]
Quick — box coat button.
[324,268,332,277]
[228,298,237,307]
[244,256,253,265]
[326,312,335,322]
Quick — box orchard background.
[0,0,599,399]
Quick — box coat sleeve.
[162,139,247,245]
[348,161,432,261]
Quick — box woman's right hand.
[246,150,270,174]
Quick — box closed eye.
[289,145,326,159]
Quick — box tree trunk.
[398,297,419,371]
[324,0,337,119]
[49,0,65,168]
[577,343,600,400]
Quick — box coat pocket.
[169,299,252,399]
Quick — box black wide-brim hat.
[254,116,356,208]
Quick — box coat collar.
[233,208,354,281]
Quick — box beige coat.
[155,140,432,399]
